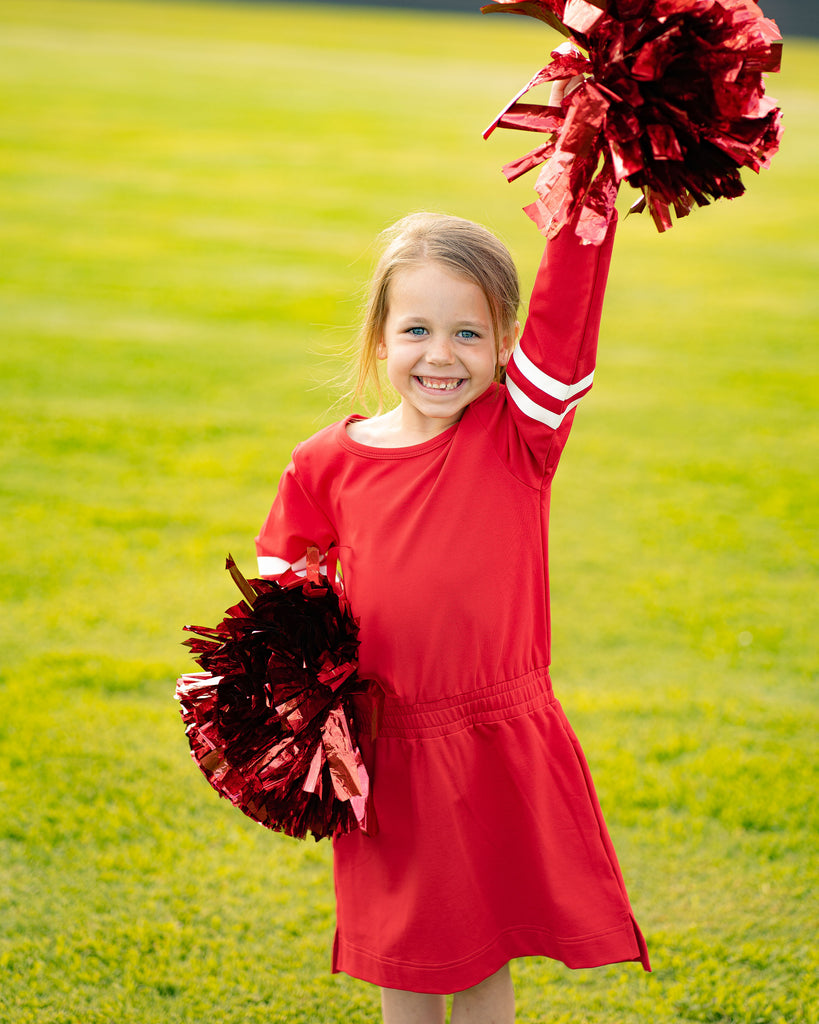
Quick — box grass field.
[1,2,817,1022]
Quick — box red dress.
[255,221,650,993]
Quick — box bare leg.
[381,987,447,1024]
[450,964,515,1024]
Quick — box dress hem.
[332,914,650,994]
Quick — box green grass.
[1,2,817,1022]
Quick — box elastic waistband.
[378,667,554,740]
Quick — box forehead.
[386,261,492,321]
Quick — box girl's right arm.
[255,451,337,578]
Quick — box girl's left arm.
[503,215,616,476]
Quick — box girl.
[255,96,650,1024]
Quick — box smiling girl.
[254,203,649,1022]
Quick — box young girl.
[254,131,650,1024]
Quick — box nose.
[425,333,455,365]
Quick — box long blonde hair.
[355,213,520,410]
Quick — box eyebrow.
[393,316,489,329]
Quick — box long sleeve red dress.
[255,220,650,994]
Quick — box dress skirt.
[332,668,650,994]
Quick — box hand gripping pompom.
[175,551,377,841]
[482,0,783,242]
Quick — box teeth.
[418,377,462,391]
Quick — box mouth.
[414,376,466,392]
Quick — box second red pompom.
[175,553,376,841]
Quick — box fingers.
[549,73,586,108]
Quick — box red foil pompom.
[482,0,784,241]
[175,553,377,841]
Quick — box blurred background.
[287,0,819,38]
[1,2,817,1023]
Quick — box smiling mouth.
[415,376,465,392]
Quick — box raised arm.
[502,214,616,475]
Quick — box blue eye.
[407,327,427,337]
[458,330,479,340]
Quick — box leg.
[450,964,515,1024]
[381,987,447,1024]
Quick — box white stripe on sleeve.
[257,555,291,577]
[512,344,594,401]
[257,552,324,579]
[506,378,582,429]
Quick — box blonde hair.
[355,213,520,410]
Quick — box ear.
[497,320,520,369]
[377,337,387,360]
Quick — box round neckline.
[338,415,459,459]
